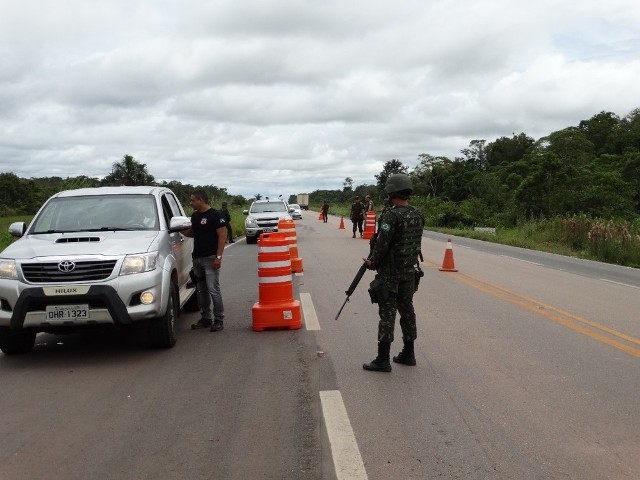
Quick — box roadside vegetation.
[298,108,640,268]
[0,154,250,251]
[310,204,640,268]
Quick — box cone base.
[291,258,303,273]
[439,267,458,272]
[252,300,302,331]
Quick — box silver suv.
[0,186,197,354]
[243,198,292,244]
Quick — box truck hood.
[1,231,160,260]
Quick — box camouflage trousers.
[375,272,417,343]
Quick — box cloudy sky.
[1,0,640,198]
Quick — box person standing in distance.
[349,196,365,238]
[364,194,374,212]
[182,190,227,332]
[321,200,329,223]
[363,194,374,230]
[221,201,234,243]
[362,174,424,372]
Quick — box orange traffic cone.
[278,218,303,273]
[362,211,376,239]
[439,238,458,272]
[338,216,345,229]
[252,232,302,331]
[318,211,323,220]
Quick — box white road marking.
[600,278,640,289]
[320,390,368,480]
[300,292,320,331]
[500,255,542,266]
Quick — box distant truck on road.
[296,193,309,210]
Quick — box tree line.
[3,108,640,230]
[0,155,246,216]
[305,109,640,229]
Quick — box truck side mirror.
[9,222,27,238]
[169,216,191,232]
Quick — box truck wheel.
[182,289,199,312]
[0,328,37,355]
[149,283,178,348]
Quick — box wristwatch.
[216,255,222,260]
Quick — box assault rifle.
[334,256,372,320]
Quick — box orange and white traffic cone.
[252,232,302,331]
[362,211,376,239]
[278,218,303,273]
[338,216,345,229]
[439,238,458,272]
[318,211,323,220]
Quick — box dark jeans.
[193,256,224,322]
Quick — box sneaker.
[210,320,224,332]
[191,318,212,330]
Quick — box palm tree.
[103,155,155,186]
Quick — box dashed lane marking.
[300,292,320,331]
[320,390,368,480]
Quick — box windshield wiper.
[34,229,78,234]
[98,226,138,231]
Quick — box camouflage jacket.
[369,204,424,275]
[350,201,365,220]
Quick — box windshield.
[250,201,288,213]
[289,204,300,209]
[30,194,159,233]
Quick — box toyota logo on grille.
[58,260,76,272]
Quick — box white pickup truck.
[0,186,197,354]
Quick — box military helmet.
[384,173,413,194]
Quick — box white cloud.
[1,0,640,197]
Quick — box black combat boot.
[393,340,416,366]
[363,342,392,372]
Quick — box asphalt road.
[1,210,638,479]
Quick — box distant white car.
[243,198,292,244]
[288,204,302,220]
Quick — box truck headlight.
[0,259,18,280]
[120,252,158,276]
[245,216,258,228]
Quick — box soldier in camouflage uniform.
[362,173,425,372]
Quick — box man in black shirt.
[182,190,227,332]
